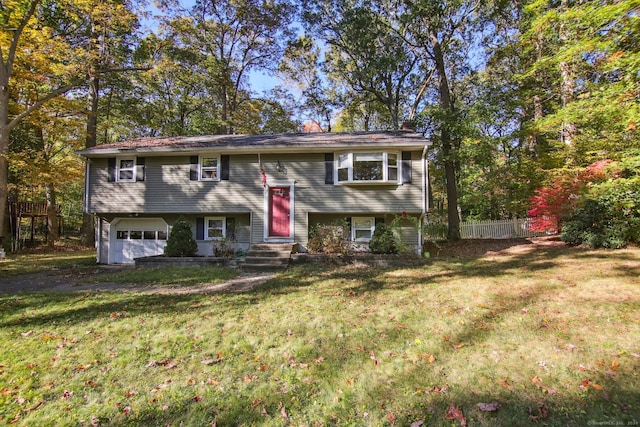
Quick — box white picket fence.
[459,218,550,239]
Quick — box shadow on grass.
[0,291,250,329]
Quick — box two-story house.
[78,131,432,264]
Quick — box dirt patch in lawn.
[0,266,276,295]
[433,235,567,259]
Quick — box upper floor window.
[117,157,136,182]
[200,155,220,181]
[108,157,145,183]
[190,154,229,182]
[336,152,399,184]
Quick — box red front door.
[269,187,291,237]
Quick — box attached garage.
[110,218,168,264]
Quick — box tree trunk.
[430,28,460,241]
[528,32,544,157]
[559,0,576,148]
[82,71,99,247]
[45,183,59,247]
[0,92,10,254]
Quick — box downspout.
[96,217,102,264]
[85,159,100,262]
[418,144,430,255]
[84,159,90,214]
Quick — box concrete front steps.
[241,243,296,272]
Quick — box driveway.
[0,265,275,295]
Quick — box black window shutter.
[226,217,235,240]
[401,151,412,184]
[324,153,334,184]
[220,155,230,180]
[196,217,204,240]
[375,217,385,226]
[136,157,145,182]
[190,156,199,181]
[107,158,116,182]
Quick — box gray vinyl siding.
[88,151,424,247]
[88,155,263,214]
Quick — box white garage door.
[111,218,168,264]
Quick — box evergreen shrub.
[369,223,398,254]
[165,215,198,257]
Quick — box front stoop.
[241,243,295,272]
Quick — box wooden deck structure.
[8,202,62,249]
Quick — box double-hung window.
[200,156,220,181]
[117,157,136,182]
[205,217,226,240]
[336,152,399,184]
[352,217,375,241]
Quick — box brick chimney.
[401,120,416,131]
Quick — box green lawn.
[0,249,96,277]
[1,243,639,426]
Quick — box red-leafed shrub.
[528,160,613,233]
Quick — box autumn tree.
[9,98,85,246]
[302,0,424,130]
[153,0,296,135]
[80,0,142,246]
[0,0,88,253]
[518,0,640,165]
[278,35,337,132]
[399,0,489,240]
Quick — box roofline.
[76,132,433,158]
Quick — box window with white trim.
[336,152,399,183]
[205,217,226,240]
[352,217,375,242]
[117,157,136,182]
[200,155,220,181]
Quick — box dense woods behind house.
[0,0,638,251]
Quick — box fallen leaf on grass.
[498,378,513,390]
[279,402,288,419]
[201,354,223,365]
[445,403,467,426]
[146,359,177,369]
[529,402,550,422]
[410,421,424,427]
[538,402,550,419]
[580,378,592,389]
[477,401,501,412]
[243,374,257,382]
[426,385,447,394]
[418,353,436,363]
[611,360,620,371]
